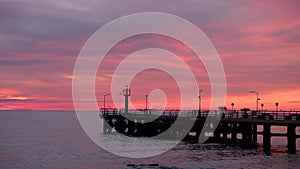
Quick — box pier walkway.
[100,109,300,154]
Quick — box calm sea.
[0,110,299,169]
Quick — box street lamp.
[275,102,279,112]
[198,89,203,117]
[261,103,264,112]
[231,103,234,111]
[103,93,110,112]
[231,103,235,118]
[249,91,260,112]
[145,95,148,111]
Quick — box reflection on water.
[0,110,299,169]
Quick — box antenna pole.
[123,86,130,114]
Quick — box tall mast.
[121,85,131,114]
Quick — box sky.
[1,0,300,111]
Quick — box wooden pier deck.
[100,109,300,154]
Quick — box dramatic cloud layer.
[1,0,299,110]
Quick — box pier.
[100,109,300,154]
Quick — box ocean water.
[0,110,299,169]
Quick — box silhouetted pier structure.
[100,109,300,154]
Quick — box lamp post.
[198,89,203,117]
[145,95,148,111]
[249,91,260,112]
[261,103,264,112]
[275,102,279,112]
[231,102,234,118]
[103,93,110,112]
[275,102,279,119]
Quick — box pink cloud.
[1,0,299,110]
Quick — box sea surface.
[0,110,300,169]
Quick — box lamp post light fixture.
[198,89,203,117]
[249,91,260,112]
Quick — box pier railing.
[222,110,300,120]
[100,108,300,121]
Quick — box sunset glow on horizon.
[1,1,300,111]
